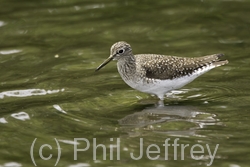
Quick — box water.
[1,0,250,167]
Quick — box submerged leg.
[157,99,164,107]
[156,94,165,107]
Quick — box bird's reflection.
[119,104,220,137]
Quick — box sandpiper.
[95,41,228,100]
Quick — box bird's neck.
[117,54,137,81]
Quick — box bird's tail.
[200,53,229,67]
[211,54,229,67]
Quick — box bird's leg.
[157,99,164,107]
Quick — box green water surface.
[1,0,250,167]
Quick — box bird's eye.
[118,48,125,54]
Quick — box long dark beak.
[95,55,115,71]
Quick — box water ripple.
[53,104,67,114]
[0,89,64,99]
[0,21,6,27]
[68,163,90,167]
[11,112,30,121]
[203,85,242,101]
[0,49,22,55]
[0,162,22,167]
[0,118,8,124]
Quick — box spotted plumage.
[96,41,228,100]
[137,53,226,80]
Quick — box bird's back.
[134,53,228,80]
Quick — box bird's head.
[95,41,132,71]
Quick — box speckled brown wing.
[138,53,228,80]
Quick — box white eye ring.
[117,48,125,54]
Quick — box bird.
[95,41,228,100]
